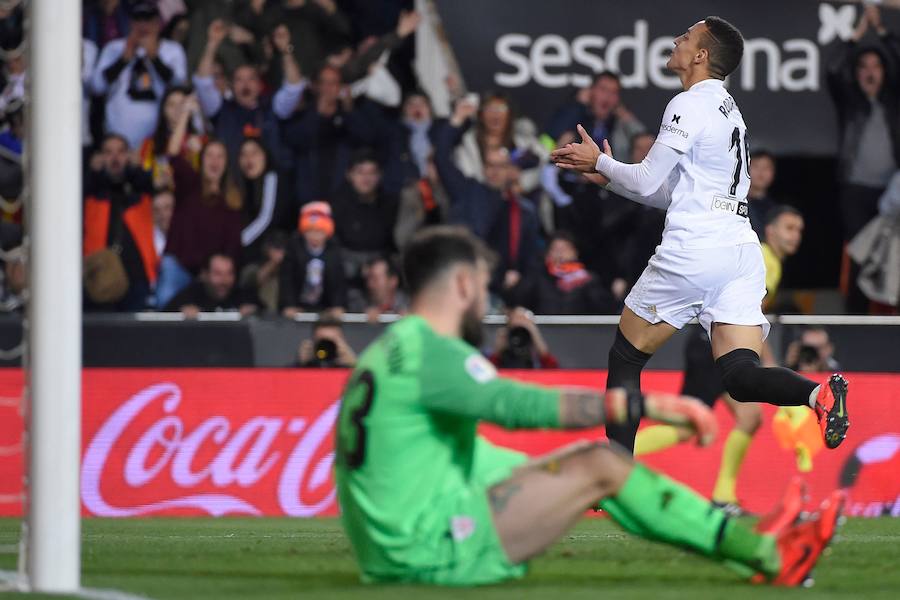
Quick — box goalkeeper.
[334,226,843,588]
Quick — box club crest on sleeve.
[465,354,497,383]
[450,515,476,541]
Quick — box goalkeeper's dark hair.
[701,16,744,79]
[401,226,497,298]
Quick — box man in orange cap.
[279,201,348,317]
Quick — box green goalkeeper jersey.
[334,315,561,575]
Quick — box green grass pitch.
[1,517,898,599]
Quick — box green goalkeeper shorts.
[365,440,529,586]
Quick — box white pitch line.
[0,569,156,600]
[75,587,157,600]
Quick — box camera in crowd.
[310,338,339,368]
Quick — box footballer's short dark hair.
[401,226,496,298]
[702,16,744,79]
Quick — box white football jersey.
[655,78,760,249]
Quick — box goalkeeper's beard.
[461,302,484,348]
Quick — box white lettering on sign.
[493,20,820,92]
[81,383,338,517]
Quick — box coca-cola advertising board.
[1,369,898,518]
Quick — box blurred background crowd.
[0,0,896,331]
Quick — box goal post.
[23,0,83,592]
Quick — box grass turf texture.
[0,517,897,599]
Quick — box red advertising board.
[0,369,898,518]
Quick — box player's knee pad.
[715,348,762,403]
[607,328,651,389]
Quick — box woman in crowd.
[236,135,295,263]
[155,94,244,308]
[139,85,206,189]
[453,91,548,194]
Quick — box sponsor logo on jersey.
[465,354,498,383]
[671,114,681,124]
[710,195,749,218]
[661,122,687,138]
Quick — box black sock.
[716,348,818,406]
[605,328,651,453]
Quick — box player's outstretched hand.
[643,392,718,447]
[551,123,602,173]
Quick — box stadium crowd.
[0,1,897,317]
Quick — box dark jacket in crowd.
[543,100,645,162]
[509,265,618,315]
[241,170,296,263]
[163,279,259,313]
[826,33,900,183]
[83,166,157,310]
[279,234,348,312]
[210,97,288,169]
[330,183,399,254]
[431,120,541,277]
[554,169,664,287]
[281,101,377,204]
[748,194,778,240]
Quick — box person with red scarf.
[508,230,618,315]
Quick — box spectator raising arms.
[139,85,206,189]
[543,71,645,161]
[281,64,375,205]
[156,95,244,308]
[432,98,541,293]
[399,91,433,179]
[90,2,187,148]
[83,133,158,311]
[193,19,305,164]
[826,4,900,312]
[827,3,900,238]
[280,201,348,317]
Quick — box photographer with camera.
[785,326,841,373]
[489,307,559,369]
[296,313,357,368]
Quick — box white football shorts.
[624,242,770,339]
